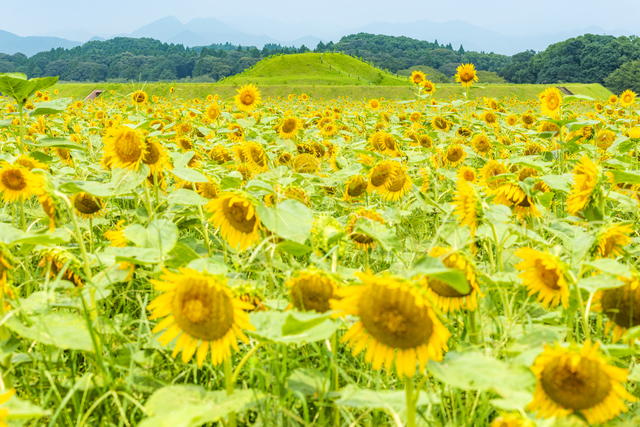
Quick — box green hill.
[218,52,411,86]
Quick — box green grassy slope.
[218,52,410,86]
[53,82,613,102]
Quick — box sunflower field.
[0,66,639,427]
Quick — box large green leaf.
[411,256,470,294]
[171,167,209,183]
[353,218,402,252]
[167,189,208,206]
[3,394,50,423]
[123,219,178,254]
[5,312,95,352]
[28,98,71,117]
[139,386,264,427]
[0,73,58,105]
[59,180,113,197]
[111,165,149,195]
[248,311,338,344]
[609,170,640,185]
[26,137,86,151]
[256,199,313,244]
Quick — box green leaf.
[140,386,264,427]
[287,369,329,397]
[275,241,312,256]
[171,168,209,183]
[585,259,632,278]
[541,173,573,192]
[353,218,402,252]
[11,229,70,247]
[411,256,470,294]
[28,98,71,116]
[0,73,58,105]
[563,94,595,103]
[165,242,201,268]
[578,274,624,293]
[336,385,437,411]
[236,118,256,128]
[25,137,86,151]
[5,312,94,352]
[248,311,338,344]
[124,220,178,254]
[187,257,229,275]
[281,311,333,336]
[256,199,313,244]
[0,223,26,245]
[609,170,640,185]
[3,395,50,421]
[167,189,209,206]
[59,180,113,197]
[111,165,149,195]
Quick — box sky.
[3,0,639,38]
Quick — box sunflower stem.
[18,198,26,231]
[17,104,25,155]
[405,376,416,427]
[69,206,92,281]
[331,331,340,427]
[468,310,479,345]
[223,357,237,427]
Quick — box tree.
[605,60,640,94]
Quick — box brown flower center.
[2,169,26,191]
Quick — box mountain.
[0,30,81,56]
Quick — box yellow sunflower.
[332,272,450,378]
[143,139,169,174]
[421,247,482,313]
[492,183,540,218]
[279,116,303,139]
[421,79,436,95]
[538,87,562,117]
[287,270,339,313]
[234,84,262,112]
[205,104,221,121]
[479,160,509,193]
[514,248,569,309]
[443,144,467,167]
[241,141,269,174]
[0,162,41,203]
[593,224,632,258]
[457,166,476,183]
[410,70,426,85]
[293,153,320,174]
[368,99,381,110]
[14,154,48,171]
[455,63,478,88]
[591,277,640,342]
[342,175,368,202]
[566,156,601,216]
[346,209,385,250]
[471,133,492,157]
[431,116,451,131]
[0,388,15,427]
[148,267,255,367]
[367,160,398,195]
[131,90,148,105]
[527,341,636,424]
[383,163,412,201]
[227,124,245,142]
[206,192,261,252]
[452,179,481,237]
[102,126,146,170]
[38,248,84,287]
[72,192,103,219]
[619,89,636,107]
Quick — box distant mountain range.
[2,15,637,58]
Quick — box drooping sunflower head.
[346,209,386,250]
[72,192,103,219]
[38,248,85,287]
[479,160,509,192]
[452,179,482,235]
[131,90,148,105]
[279,116,303,139]
[527,340,637,424]
[538,87,562,117]
[148,267,255,366]
[514,248,569,309]
[431,116,451,131]
[241,141,269,174]
[492,182,540,219]
[0,162,41,203]
[593,223,632,259]
[227,123,245,142]
[566,156,603,217]
[332,272,451,378]
[367,160,398,194]
[455,63,478,87]
[206,192,261,252]
[383,163,412,201]
[471,133,492,157]
[293,153,320,175]
[234,84,262,112]
[102,126,146,171]
[104,220,128,248]
[142,139,169,174]
[342,175,367,202]
[196,179,220,200]
[287,270,339,313]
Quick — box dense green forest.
[0,32,638,93]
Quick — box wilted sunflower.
[0,162,40,203]
[343,175,368,202]
[131,90,148,105]
[206,192,260,252]
[346,209,385,250]
[287,270,339,313]
[452,179,482,237]
[514,248,569,309]
[367,160,398,195]
[38,248,84,287]
[455,63,478,88]
[72,192,103,219]
[527,341,636,424]
[421,247,482,313]
[538,87,562,117]
[102,126,146,170]
[566,156,602,216]
[234,84,262,112]
[279,116,303,139]
[148,268,255,367]
[332,272,450,378]
[619,89,636,107]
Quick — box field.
[0,71,638,427]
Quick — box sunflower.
[479,160,509,193]
[418,134,433,148]
[368,99,381,110]
[0,162,41,203]
[277,151,293,166]
[367,160,398,195]
[481,111,497,126]
[287,270,339,313]
[493,183,540,218]
[148,267,255,367]
[227,123,245,142]
[421,79,436,94]
[421,247,482,313]
[527,341,636,424]
[431,116,451,131]
[320,122,339,138]
[490,413,532,427]
[346,209,385,250]
[342,175,368,202]
[293,153,319,174]
[538,87,562,117]
[457,166,476,183]
[332,272,450,378]
[206,192,260,252]
[566,156,601,216]
[105,220,128,247]
[443,144,466,167]
[514,248,569,309]
[520,113,536,127]
[452,179,482,237]
[506,114,518,126]
[14,154,47,171]
[0,388,15,427]
[102,126,146,170]
[196,179,220,200]
[143,139,169,174]
[131,90,148,105]
[205,104,221,121]
[410,70,426,85]
[279,116,303,139]
[593,223,632,258]
[241,142,269,174]
[367,131,387,153]
[455,63,478,88]
[72,192,103,219]
[384,163,412,201]
[471,133,492,157]
[38,248,84,287]
[619,90,636,107]
[234,84,262,112]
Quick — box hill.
[218,52,411,86]
[0,30,81,57]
